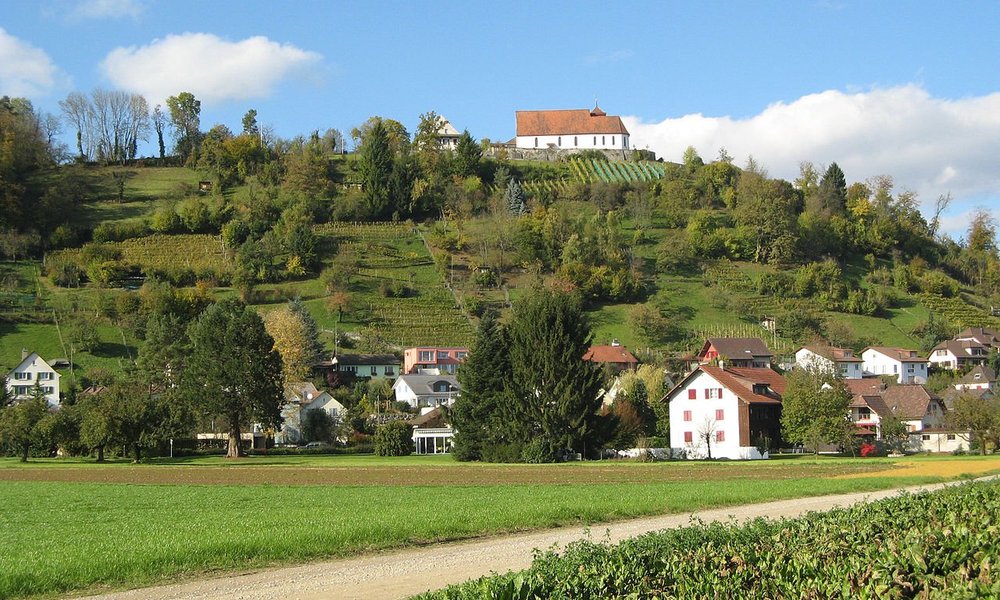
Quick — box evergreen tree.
[182,298,284,458]
[817,162,847,215]
[357,118,394,218]
[505,178,525,216]
[454,130,482,177]
[505,288,606,460]
[452,310,512,461]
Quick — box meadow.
[1,454,999,598]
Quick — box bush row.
[419,479,1000,599]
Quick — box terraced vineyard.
[918,293,1000,329]
[569,158,667,183]
[315,222,474,350]
[47,234,232,277]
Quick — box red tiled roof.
[584,345,639,365]
[698,366,784,405]
[700,337,774,360]
[881,385,940,420]
[516,109,629,137]
[845,379,885,396]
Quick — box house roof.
[930,339,987,356]
[436,118,460,137]
[515,107,630,137]
[800,345,863,363]
[584,344,639,365]
[7,352,58,377]
[701,337,774,360]
[333,353,399,366]
[864,347,927,363]
[844,378,886,396]
[393,374,461,394]
[850,394,892,418]
[667,365,784,406]
[409,406,449,428]
[941,386,993,411]
[286,381,330,403]
[880,385,941,420]
[955,365,997,385]
[955,327,1000,346]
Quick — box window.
[683,431,693,443]
[947,434,956,440]
[705,388,722,399]
[921,434,931,441]
[13,372,29,381]
[893,365,898,374]
[936,349,947,356]
[715,409,724,421]
[624,137,629,149]
[574,136,578,146]
[38,372,52,381]
[385,367,395,376]
[687,389,696,400]
[716,431,725,443]
[419,350,434,362]
[437,351,450,361]
[558,136,561,147]
[534,137,538,148]
[593,136,596,145]
[858,407,871,420]
[14,386,30,396]
[683,410,692,422]
[602,136,606,145]
[611,136,615,146]
[455,352,467,361]
[43,386,53,395]
[370,366,377,376]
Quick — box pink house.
[403,347,469,375]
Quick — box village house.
[433,117,461,150]
[696,337,774,369]
[329,353,400,379]
[861,347,929,384]
[953,365,996,392]
[845,380,962,452]
[5,350,60,407]
[954,326,1000,351]
[514,105,630,152]
[584,340,639,374]
[403,347,468,375]
[794,345,863,379]
[410,406,453,454]
[276,382,346,445]
[927,339,990,370]
[664,365,784,460]
[392,373,461,408]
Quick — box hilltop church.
[514,105,630,151]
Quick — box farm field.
[1,454,998,599]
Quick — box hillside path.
[78,478,984,600]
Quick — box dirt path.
[76,478,988,600]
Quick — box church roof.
[515,108,629,137]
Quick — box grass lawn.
[1,454,998,598]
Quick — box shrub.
[860,442,877,457]
[92,220,150,243]
[373,420,412,456]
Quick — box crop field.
[0,454,998,598]
[424,477,1000,599]
[47,234,232,278]
[569,158,667,184]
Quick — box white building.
[664,365,784,460]
[927,339,989,370]
[434,117,461,150]
[277,382,346,445]
[392,374,460,408]
[5,351,60,407]
[848,382,963,453]
[514,106,630,151]
[953,365,996,392]
[861,347,928,384]
[795,346,863,379]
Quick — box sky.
[2,0,999,240]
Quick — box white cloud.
[0,27,65,98]
[72,0,145,20]
[623,84,1000,238]
[100,33,323,106]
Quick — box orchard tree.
[0,395,49,462]
[949,392,1000,455]
[182,299,283,458]
[780,366,853,453]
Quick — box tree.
[949,393,1000,455]
[152,104,166,159]
[182,299,283,458]
[816,162,847,215]
[77,391,115,461]
[263,298,324,382]
[505,179,525,216]
[165,92,201,163]
[241,109,259,136]
[373,420,412,456]
[878,412,910,455]
[59,91,94,160]
[356,119,394,218]
[505,288,606,460]
[302,408,337,443]
[780,366,853,453]
[454,130,482,177]
[0,396,49,461]
[452,310,512,461]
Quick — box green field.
[1,454,998,598]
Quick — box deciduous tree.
[780,366,852,453]
[182,299,283,458]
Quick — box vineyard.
[47,234,232,278]
[421,479,1000,599]
[918,293,1000,329]
[315,222,474,350]
[569,158,667,184]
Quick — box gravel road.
[77,479,981,600]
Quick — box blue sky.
[2,0,999,239]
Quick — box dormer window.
[752,384,770,395]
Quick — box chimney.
[21,348,29,360]
[611,339,620,347]
[718,359,725,370]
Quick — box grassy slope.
[2,454,998,598]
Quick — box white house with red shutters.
[665,365,784,460]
